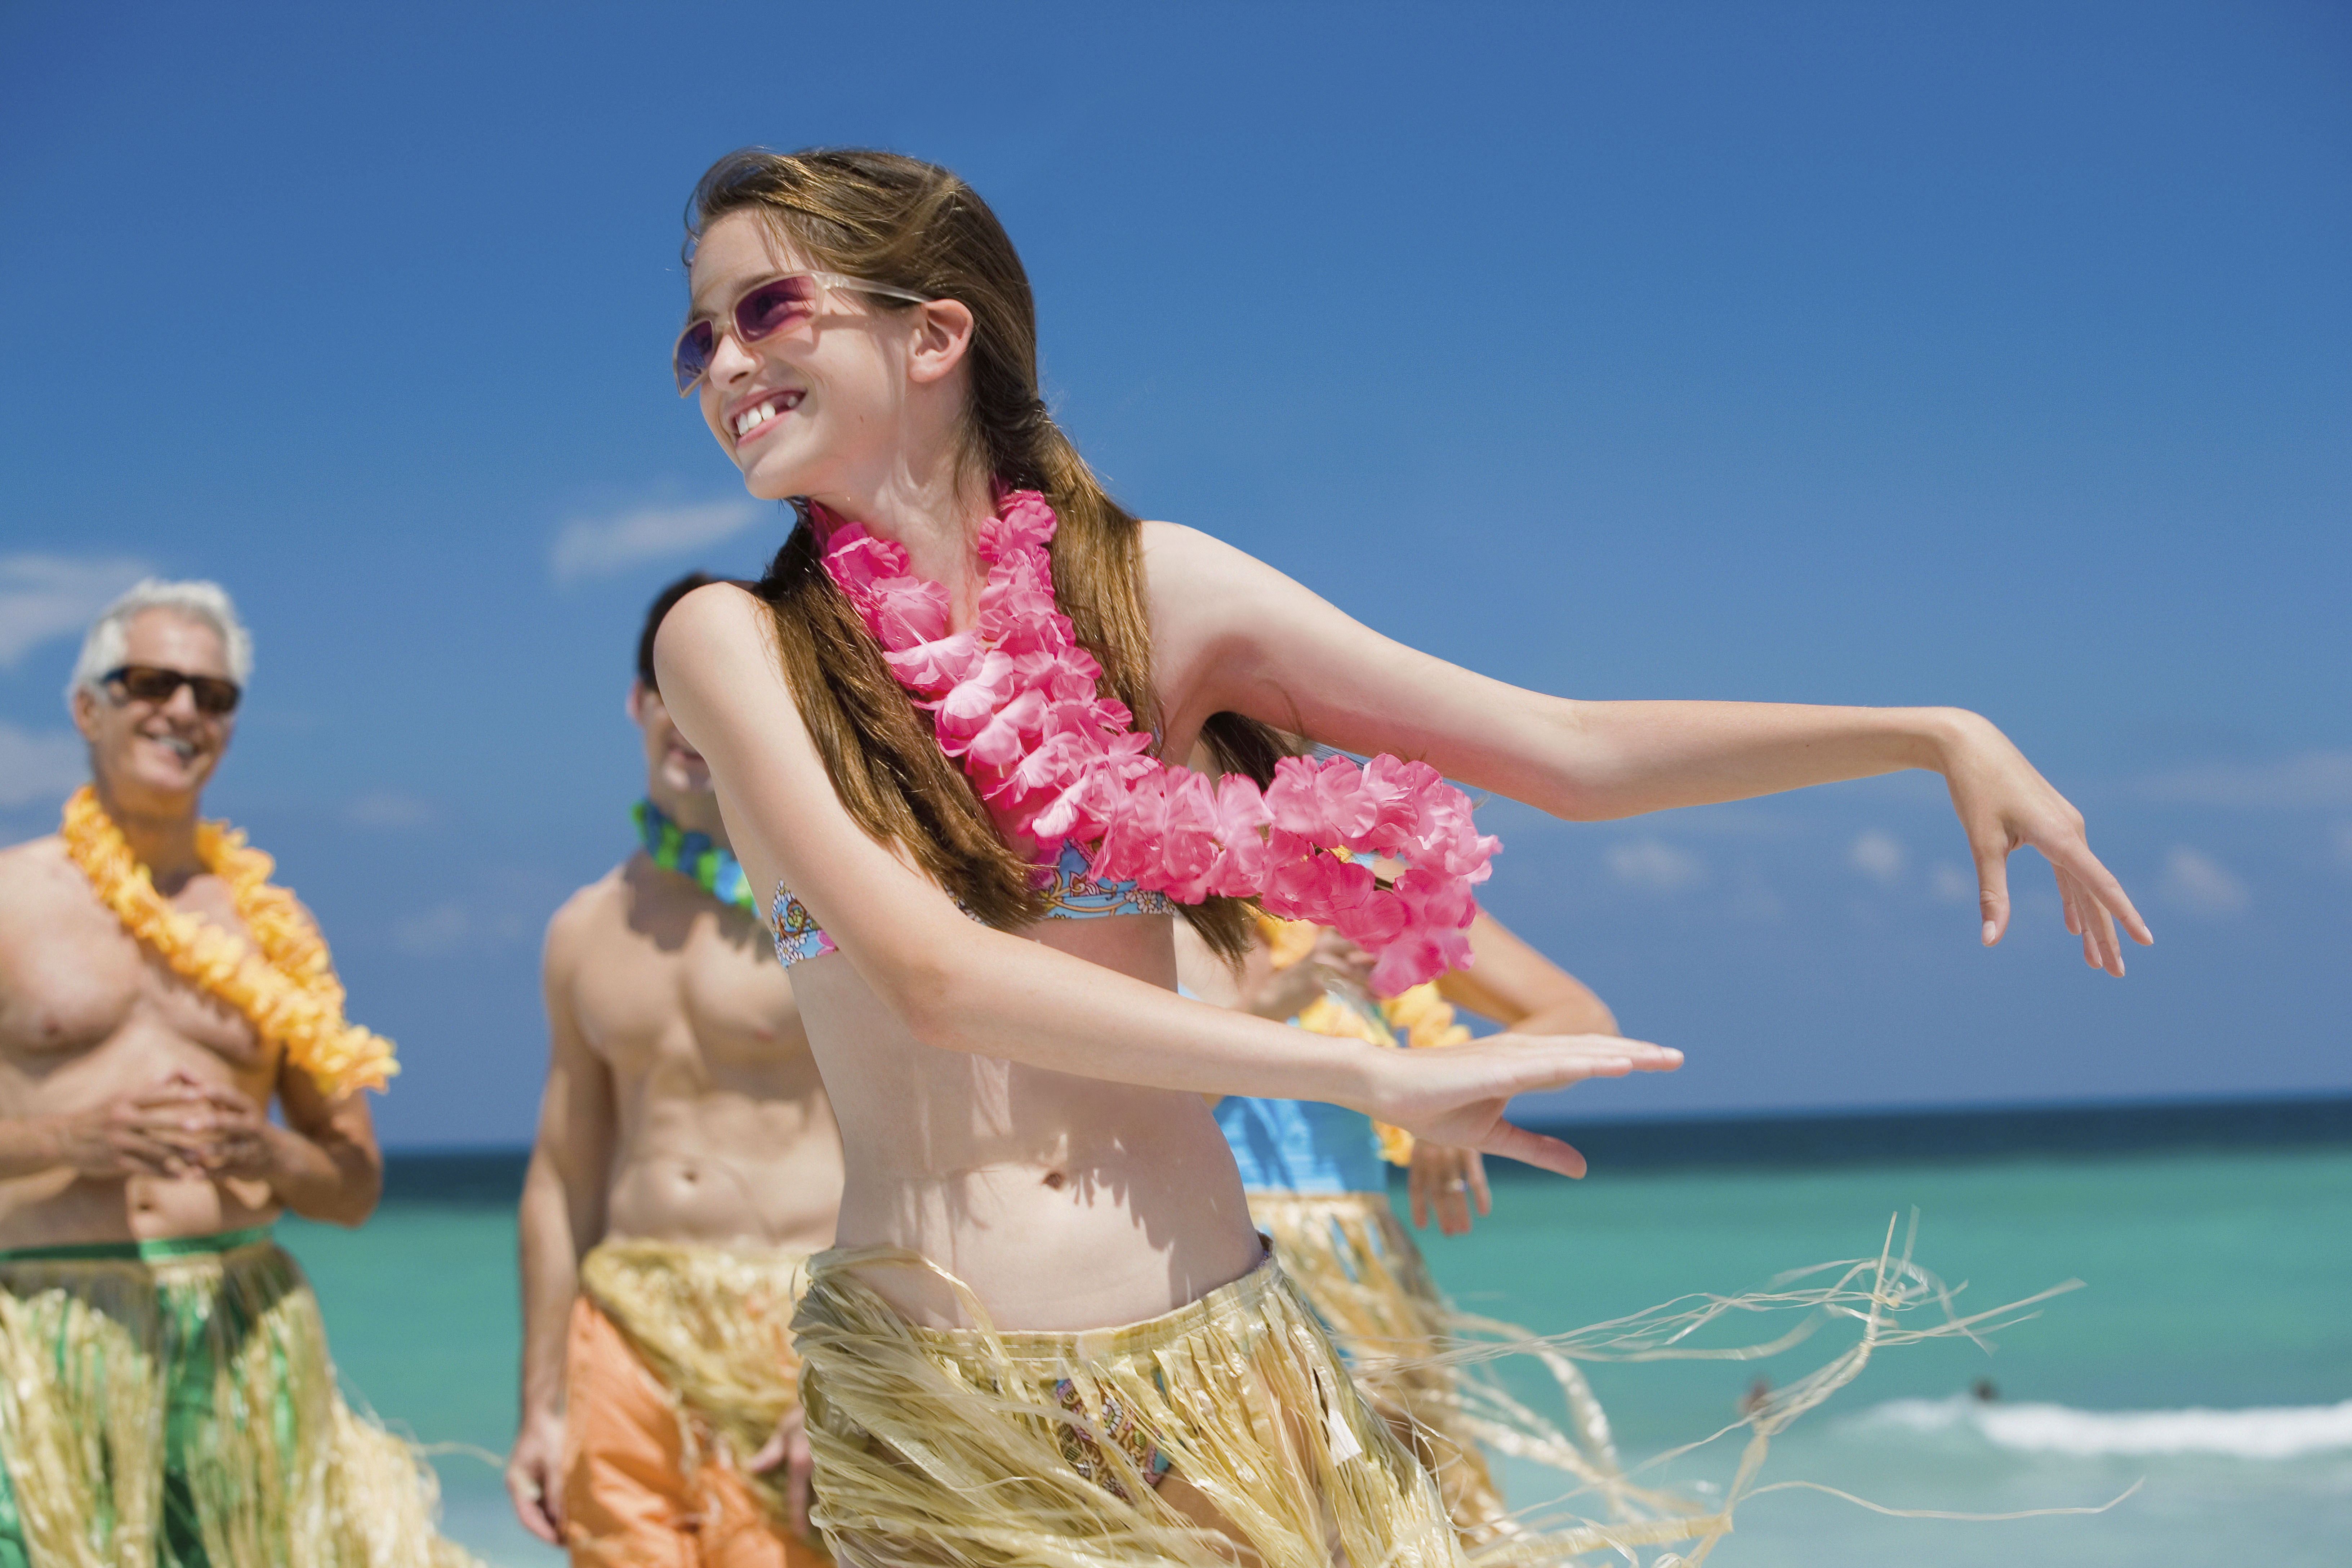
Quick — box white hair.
[66,579,254,707]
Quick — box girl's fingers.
[2046,837,2154,946]
[2056,866,2084,937]
[2059,867,2119,973]
[1467,1151,1493,1216]
[1973,831,2012,946]
[1479,1121,1587,1180]
[2054,869,2099,968]
[2039,839,2147,974]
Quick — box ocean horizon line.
[371,1088,2352,1201]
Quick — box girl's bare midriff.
[792,910,1265,1332]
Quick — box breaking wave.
[1849,1394,2352,1459]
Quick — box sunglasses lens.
[735,275,819,343]
[118,667,178,701]
[110,667,238,714]
[673,321,716,393]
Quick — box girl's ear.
[906,298,976,385]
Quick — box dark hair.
[687,147,1285,961]
[639,571,719,687]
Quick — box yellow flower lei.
[1256,914,1470,1165]
[60,785,397,1098]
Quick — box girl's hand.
[1366,1034,1681,1179]
[1408,1141,1491,1235]
[1937,712,2153,976]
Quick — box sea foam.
[1851,1395,2352,1459]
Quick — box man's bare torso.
[0,836,282,1246]
[554,853,839,1251]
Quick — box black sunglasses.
[103,664,241,716]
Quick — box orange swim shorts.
[561,1295,826,1568]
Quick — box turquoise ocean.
[286,1123,2352,1566]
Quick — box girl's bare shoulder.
[652,580,778,682]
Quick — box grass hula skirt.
[0,1229,476,1568]
[791,1246,1461,1568]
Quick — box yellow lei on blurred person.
[1259,914,1469,1164]
[60,785,397,1098]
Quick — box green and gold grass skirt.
[0,1227,477,1568]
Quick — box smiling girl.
[650,148,2147,1568]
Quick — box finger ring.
[1444,1179,1468,1193]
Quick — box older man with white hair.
[0,580,476,1567]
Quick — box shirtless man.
[507,572,843,1568]
[0,578,469,1567]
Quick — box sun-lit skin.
[504,671,839,1545]
[72,611,239,872]
[0,609,381,1249]
[687,216,995,618]
[630,680,718,817]
[652,208,2147,1350]
[1175,910,1619,1238]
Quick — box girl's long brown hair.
[687,148,1281,961]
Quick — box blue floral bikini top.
[770,841,1176,966]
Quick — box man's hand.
[505,1408,567,1545]
[174,1078,277,1180]
[1407,1141,1491,1236]
[1240,930,1373,1023]
[52,1075,224,1179]
[749,1404,816,1540]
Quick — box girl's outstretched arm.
[652,583,1678,1178]
[1144,524,2152,976]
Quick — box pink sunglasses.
[674,271,931,394]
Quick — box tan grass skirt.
[1247,1192,1625,1547]
[791,1245,1463,1568]
[0,1226,476,1568]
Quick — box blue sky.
[2,2,2344,1149]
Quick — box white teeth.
[733,393,802,437]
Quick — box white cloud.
[0,553,151,665]
[347,792,435,828]
[1848,829,1906,885]
[2143,752,2352,811]
[1604,837,1706,892]
[2159,846,2250,919]
[549,499,763,584]
[1928,861,1977,905]
[0,721,84,807]
[391,874,549,955]
[392,903,473,956]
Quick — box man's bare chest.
[0,880,263,1069]
[574,915,803,1078]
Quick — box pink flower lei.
[811,489,1500,995]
